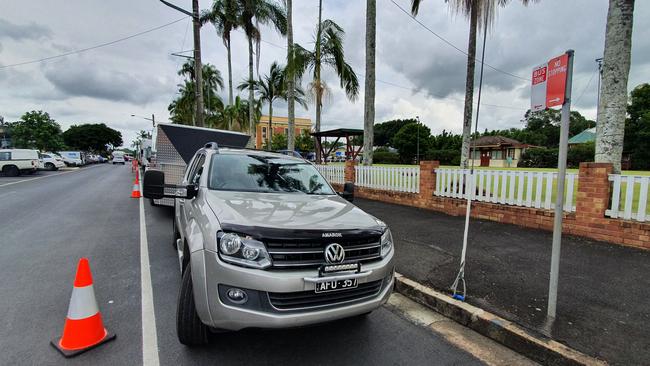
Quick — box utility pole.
[416,116,420,164]
[160,0,204,127]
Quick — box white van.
[59,151,84,166]
[0,149,39,176]
[112,151,126,165]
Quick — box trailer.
[150,123,250,206]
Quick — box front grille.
[268,280,383,310]
[267,237,382,268]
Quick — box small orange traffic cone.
[134,168,140,185]
[131,182,141,198]
[51,258,116,357]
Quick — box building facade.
[469,136,536,168]
[255,115,312,149]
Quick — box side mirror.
[339,182,355,202]
[143,170,165,199]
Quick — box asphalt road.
[0,164,524,365]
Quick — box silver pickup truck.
[143,143,395,345]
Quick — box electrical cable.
[0,17,188,70]
[389,0,530,82]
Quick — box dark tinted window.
[0,152,10,161]
[208,154,334,195]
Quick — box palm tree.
[285,0,296,151]
[595,0,635,173]
[239,62,308,147]
[201,0,241,128]
[293,7,360,162]
[171,62,225,126]
[411,0,537,168]
[363,0,376,165]
[238,0,287,145]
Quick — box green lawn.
[325,163,650,215]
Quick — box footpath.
[355,198,650,366]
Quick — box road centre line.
[139,179,160,366]
[0,165,101,188]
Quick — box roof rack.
[204,142,219,151]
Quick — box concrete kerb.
[394,273,607,366]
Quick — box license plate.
[314,278,358,293]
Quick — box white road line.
[0,165,101,188]
[139,179,160,366]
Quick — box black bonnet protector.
[219,223,385,242]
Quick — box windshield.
[208,154,335,195]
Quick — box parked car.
[142,144,395,345]
[0,149,39,176]
[111,151,126,165]
[40,152,66,171]
[59,151,85,166]
[123,154,132,162]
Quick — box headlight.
[217,232,271,269]
[381,228,393,257]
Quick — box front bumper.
[191,249,395,331]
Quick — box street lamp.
[131,114,156,127]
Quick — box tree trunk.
[595,0,635,173]
[363,0,376,166]
[286,0,296,152]
[314,0,323,163]
[460,5,478,168]
[227,38,234,130]
[268,103,273,149]
[248,37,256,145]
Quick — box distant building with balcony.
[469,136,537,168]
[255,115,312,149]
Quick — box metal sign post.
[547,50,574,318]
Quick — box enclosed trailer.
[151,123,250,206]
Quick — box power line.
[389,0,530,82]
[0,17,188,70]
[574,69,597,105]
[242,30,527,111]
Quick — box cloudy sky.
[1,0,648,147]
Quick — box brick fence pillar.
[575,162,613,221]
[419,160,440,199]
[344,160,357,183]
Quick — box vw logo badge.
[324,243,345,264]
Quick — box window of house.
[507,149,516,159]
[493,150,503,159]
[262,127,267,140]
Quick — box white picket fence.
[434,168,578,212]
[355,165,420,193]
[315,165,345,184]
[606,175,650,222]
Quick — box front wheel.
[176,265,208,346]
[45,162,56,171]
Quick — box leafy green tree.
[264,131,288,150]
[63,123,123,153]
[294,130,315,153]
[392,123,432,163]
[373,119,415,147]
[625,83,650,169]
[11,110,64,151]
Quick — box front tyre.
[176,265,208,346]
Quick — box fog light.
[227,288,248,304]
[242,246,260,260]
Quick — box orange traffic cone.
[134,168,140,185]
[131,182,141,198]
[51,258,116,357]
